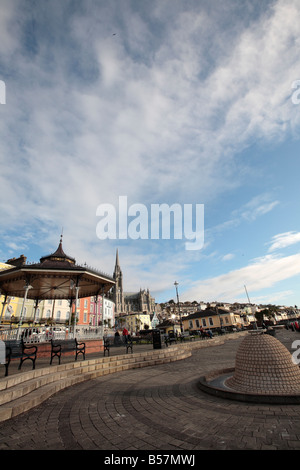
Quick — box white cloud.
[240,196,280,222]
[222,253,235,261]
[248,290,295,305]
[268,232,300,252]
[182,253,300,303]
[207,193,280,243]
[0,1,300,305]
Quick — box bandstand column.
[73,281,80,337]
[17,282,33,339]
[32,299,41,324]
[0,294,8,324]
[94,295,98,328]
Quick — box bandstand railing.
[0,326,106,343]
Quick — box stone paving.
[1,329,300,451]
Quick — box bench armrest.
[50,340,61,352]
[22,340,38,353]
[75,339,85,348]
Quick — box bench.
[3,339,38,377]
[103,337,133,356]
[179,333,195,342]
[50,338,86,365]
[164,335,177,347]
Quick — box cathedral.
[111,250,155,316]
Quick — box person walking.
[122,327,129,344]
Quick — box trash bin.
[152,329,162,349]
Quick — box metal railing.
[0,326,106,343]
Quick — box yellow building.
[117,313,151,334]
[0,261,26,325]
[182,307,242,332]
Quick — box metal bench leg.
[50,352,61,365]
[19,357,36,370]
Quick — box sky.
[0,0,300,307]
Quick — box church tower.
[112,249,124,314]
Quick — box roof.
[0,238,115,300]
[39,237,76,266]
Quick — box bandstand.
[0,237,115,337]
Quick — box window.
[202,318,207,327]
[56,310,61,321]
[189,320,193,329]
[209,317,214,326]
[195,319,200,328]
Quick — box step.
[0,346,191,422]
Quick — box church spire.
[115,248,120,268]
[114,248,121,278]
[113,248,124,314]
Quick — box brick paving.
[1,329,300,451]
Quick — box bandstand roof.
[0,237,115,300]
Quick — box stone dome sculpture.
[226,332,300,395]
[198,331,300,404]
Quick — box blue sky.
[0,0,300,306]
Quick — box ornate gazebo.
[0,237,115,337]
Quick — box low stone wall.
[11,338,104,360]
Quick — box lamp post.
[174,281,183,333]
[244,284,257,329]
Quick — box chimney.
[6,255,27,267]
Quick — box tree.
[255,307,277,326]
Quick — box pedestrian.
[114,330,121,345]
[122,327,129,344]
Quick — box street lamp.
[174,281,183,333]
